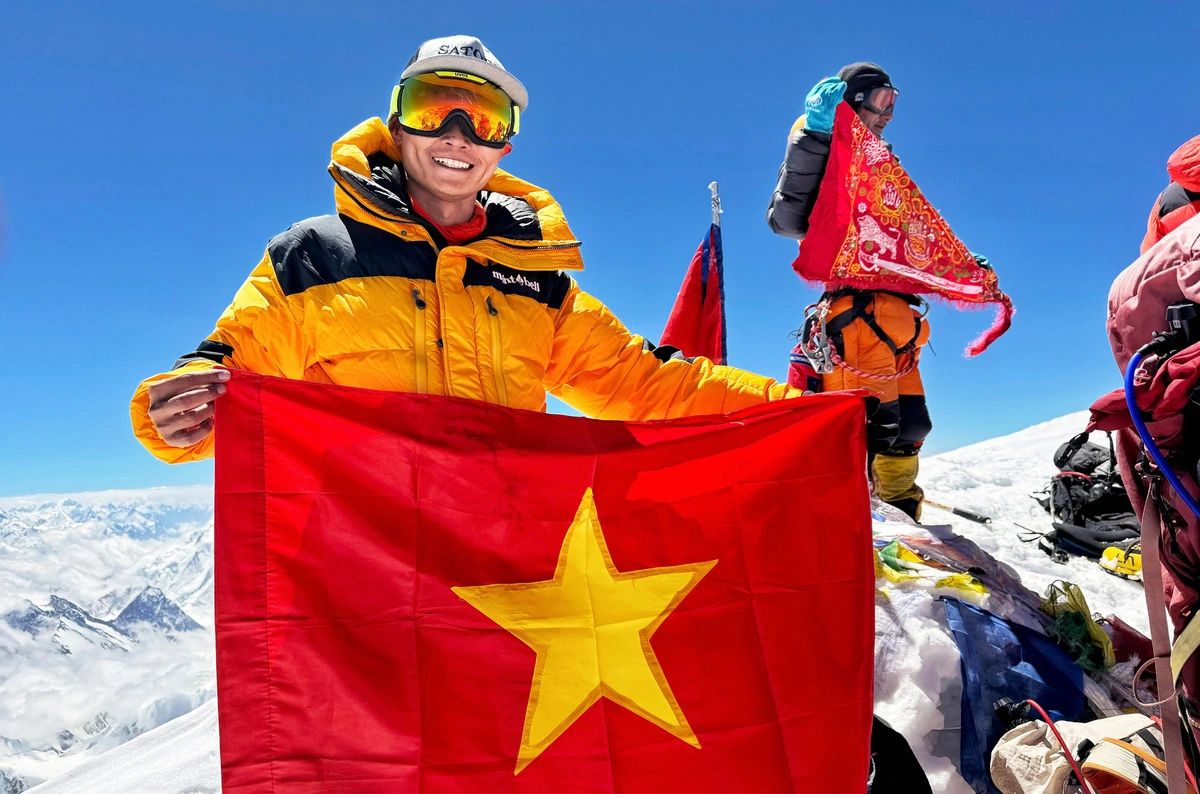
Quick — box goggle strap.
[433,70,488,85]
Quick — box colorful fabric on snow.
[213,371,875,793]
[1040,580,1116,672]
[660,223,727,363]
[943,598,1085,794]
[791,103,1014,356]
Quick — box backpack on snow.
[1034,431,1140,559]
[1076,721,1200,794]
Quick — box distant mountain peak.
[3,601,55,636]
[113,587,202,635]
[2,595,134,654]
[47,595,91,625]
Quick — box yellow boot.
[873,452,923,521]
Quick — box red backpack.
[1088,214,1200,791]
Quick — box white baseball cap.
[400,35,528,111]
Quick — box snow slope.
[28,700,219,794]
[18,413,1156,792]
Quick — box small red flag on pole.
[660,183,727,364]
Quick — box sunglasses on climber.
[391,72,520,148]
[861,86,898,116]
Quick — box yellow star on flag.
[452,487,717,774]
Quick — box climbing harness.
[798,290,927,381]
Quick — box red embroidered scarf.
[792,103,1014,356]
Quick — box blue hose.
[1125,349,1200,521]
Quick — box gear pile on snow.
[871,501,1158,793]
[1032,430,1140,567]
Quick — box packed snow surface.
[15,412,1153,792]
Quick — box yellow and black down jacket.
[131,118,799,463]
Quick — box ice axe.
[924,499,992,525]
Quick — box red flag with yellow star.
[213,372,874,793]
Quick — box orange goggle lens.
[863,87,898,114]
[396,73,516,145]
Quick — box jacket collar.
[328,119,583,272]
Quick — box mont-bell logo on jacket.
[492,270,541,293]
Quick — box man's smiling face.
[392,118,512,205]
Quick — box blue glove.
[803,77,847,134]
[970,252,992,270]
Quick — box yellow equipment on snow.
[1099,542,1142,581]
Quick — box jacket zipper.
[490,239,583,252]
[412,288,428,394]
[486,296,509,407]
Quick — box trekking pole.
[923,500,992,525]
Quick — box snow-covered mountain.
[0,487,214,623]
[0,487,215,791]
[112,587,204,637]
[5,594,138,655]
[6,414,1159,792]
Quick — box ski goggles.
[861,86,898,116]
[390,72,519,148]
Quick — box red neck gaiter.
[410,197,488,246]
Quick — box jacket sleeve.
[543,282,802,420]
[130,251,312,463]
[765,115,832,240]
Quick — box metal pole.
[709,181,722,228]
[923,500,992,525]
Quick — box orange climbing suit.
[822,291,932,519]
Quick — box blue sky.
[1,0,1197,496]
